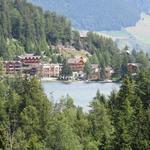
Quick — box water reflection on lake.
[42,81,120,111]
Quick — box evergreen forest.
[0,68,150,150]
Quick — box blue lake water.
[42,81,120,110]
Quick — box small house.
[104,67,114,79]
[17,54,41,76]
[88,64,100,81]
[67,57,86,72]
[42,63,60,78]
[127,63,140,75]
[3,61,22,74]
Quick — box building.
[67,57,86,72]
[104,67,114,79]
[50,64,60,77]
[42,64,51,78]
[127,63,140,75]
[88,64,100,81]
[17,54,41,76]
[42,64,60,78]
[3,61,22,74]
[17,54,41,66]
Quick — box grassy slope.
[80,13,150,54]
[62,49,90,58]
[126,13,150,45]
[58,46,91,58]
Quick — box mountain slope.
[126,13,150,45]
[29,0,150,31]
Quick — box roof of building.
[127,63,141,67]
[3,61,22,64]
[79,31,87,38]
[18,54,41,59]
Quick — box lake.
[42,81,121,111]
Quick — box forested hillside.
[29,0,150,31]
[0,68,150,149]
[0,0,72,59]
[0,0,122,71]
[1,0,149,78]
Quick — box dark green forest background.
[0,0,118,64]
[0,67,150,149]
[0,0,119,58]
[0,0,72,59]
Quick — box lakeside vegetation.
[0,68,150,149]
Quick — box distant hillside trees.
[29,0,150,31]
[0,0,120,70]
[0,0,71,59]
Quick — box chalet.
[104,67,114,79]
[17,54,41,76]
[79,31,87,40]
[67,57,86,72]
[17,54,41,66]
[88,64,100,81]
[3,61,22,74]
[42,64,51,78]
[127,63,140,75]
[42,64,60,78]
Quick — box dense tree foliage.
[0,68,150,149]
[0,0,71,59]
[84,61,92,79]
[60,59,72,79]
[0,0,121,67]
[81,32,119,68]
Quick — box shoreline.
[41,77,121,84]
